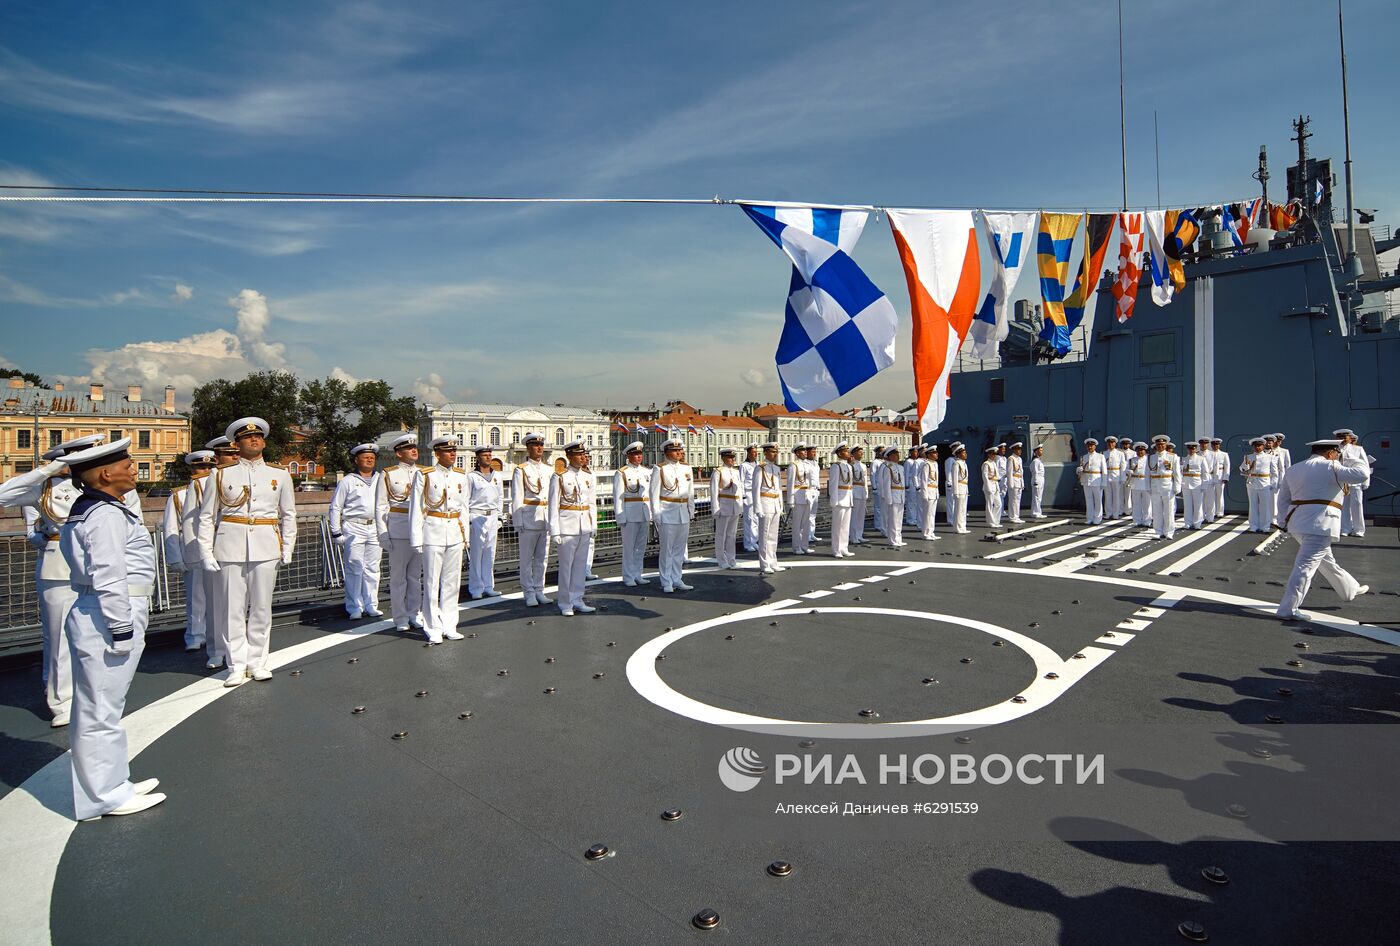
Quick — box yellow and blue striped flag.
[1037,212,1084,355]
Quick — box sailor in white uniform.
[549,440,597,615]
[649,438,696,592]
[949,445,970,532]
[750,442,786,574]
[827,443,855,557]
[1274,438,1370,619]
[981,447,1002,529]
[376,433,427,632]
[613,442,652,586]
[1102,436,1125,520]
[849,445,869,545]
[904,446,924,530]
[59,438,165,819]
[1005,443,1025,524]
[1118,433,1136,519]
[994,444,1010,519]
[409,436,469,643]
[1127,442,1152,526]
[196,437,239,668]
[801,446,820,542]
[943,442,960,526]
[1147,435,1179,538]
[1180,441,1207,529]
[1029,445,1047,519]
[878,446,907,545]
[512,432,554,607]
[917,444,941,539]
[1077,438,1107,525]
[196,417,298,685]
[465,445,504,599]
[329,443,383,618]
[1274,433,1293,473]
[1334,428,1371,537]
[739,444,760,552]
[1240,436,1275,532]
[786,444,815,554]
[870,445,886,536]
[711,447,744,567]
[1210,438,1229,520]
[1195,438,1216,523]
[164,450,217,650]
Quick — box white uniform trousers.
[790,502,813,553]
[657,521,690,589]
[517,527,550,599]
[1212,482,1227,520]
[1006,487,1023,523]
[1341,488,1365,536]
[1131,490,1152,526]
[1030,482,1044,518]
[983,488,1001,528]
[807,502,818,541]
[1246,491,1272,532]
[340,531,382,615]
[883,503,904,545]
[38,578,77,717]
[830,507,851,556]
[849,498,867,543]
[67,594,147,820]
[467,513,500,597]
[742,504,758,551]
[715,514,740,567]
[203,568,226,665]
[1102,482,1119,519]
[1183,489,1205,529]
[950,495,968,533]
[555,532,592,611]
[218,559,278,673]
[1201,482,1218,522]
[620,520,648,583]
[905,492,919,526]
[757,513,781,572]
[1276,533,1363,617]
[873,493,885,534]
[387,537,424,628]
[1084,485,1104,524]
[918,498,937,539]
[420,544,463,641]
[183,566,208,648]
[1151,494,1176,538]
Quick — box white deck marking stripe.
[1035,531,1157,574]
[1116,618,1151,631]
[1134,606,1166,618]
[832,582,863,590]
[860,575,889,583]
[1022,525,1134,563]
[800,590,834,599]
[982,522,1117,560]
[1156,521,1252,575]
[886,565,923,576]
[1113,516,1238,572]
[1096,632,1134,646]
[992,519,1064,542]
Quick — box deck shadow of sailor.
[973,817,1400,945]
[1169,664,1400,723]
[0,727,67,798]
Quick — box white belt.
[75,583,154,597]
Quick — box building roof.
[0,382,181,418]
[427,402,605,421]
[856,420,911,435]
[750,403,850,420]
[650,411,766,431]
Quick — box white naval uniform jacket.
[650,462,696,523]
[549,467,597,536]
[1105,448,1126,484]
[878,461,906,503]
[750,462,785,516]
[180,473,210,564]
[1240,452,1274,490]
[944,457,957,495]
[1214,449,1231,484]
[466,468,505,517]
[1340,443,1372,488]
[1030,457,1045,488]
[161,491,183,567]
[787,461,817,507]
[711,466,744,516]
[919,457,940,498]
[1127,455,1150,491]
[613,464,653,523]
[409,465,468,548]
[1006,456,1024,490]
[1077,452,1106,486]
[851,461,869,500]
[981,460,1000,490]
[25,477,143,581]
[196,458,297,565]
[739,460,758,509]
[377,463,424,542]
[827,460,854,508]
[511,460,552,531]
[0,459,66,508]
[994,455,1009,486]
[60,489,157,638]
[1147,453,1179,494]
[1180,455,1206,491]
[330,472,382,535]
[951,459,970,497]
[1276,455,1368,538]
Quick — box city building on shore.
[418,402,613,472]
[611,408,767,468]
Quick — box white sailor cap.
[1186,441,1199,448]
[1272,432,1285,440]
[391,433,417,451]
[1084,437,1098,446]
[42,433,105,462]
[792,444,806,454]
[205,435,233,451]
[226,416,269,440]
[429,436,456,450]
[1197,435,1210,442]
[835,440,849,452]
[472,444,497,455]
[719,446,737,457]
[1332,428,1354,437]
[65,437,132,476]
[350,442,377,457]
[1010,441,1023,449]
[746,443,759,450]
[1033,443,1045,451]
[1307,438,1343,448]
[624,440,644,455]
[874,444,886,453]
[185,449,216,465]
[948,440,963,450]
[1166,441,1176,448]
[761,441,779,450]
[1210,437,1222,444]
[661,438,683,451]
[566,438,590,452]
[1152,435,1169,444]
[1104,435,1118,442]
[1263,433,1277,440]
[522,431,546,446]
[883,446,901,457]
[1133,441,1148,449]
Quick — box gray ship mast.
[1338,0,1362,284]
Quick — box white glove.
[281,551,292,565]
[201,559,222,574]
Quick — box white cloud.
[740,367,771,388]
[172,283,194,302]
[106,288,143,304]
[414,372,448,404]
[329,366,359,385]
[229,288,287,368]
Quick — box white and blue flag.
[969,211,1037,360]
[1314,177,1326,204]
[741,204,897,412]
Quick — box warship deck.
[2,509,1398,945]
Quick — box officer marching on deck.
[849,445,869,546]
[949,444,970,533]
[197,418,297,686]
[511,432,554,607]
[1029,444,1046,519]
[163,450,216,652]
[1241,436,1274,532]
[330,443,383,619]
[1102,436,1125,520]
[917,444,941,539]
[1273,437,1370,620]
[739,444,760,553]
[650,438,696,592]
[786,444,815,554]
[1147,435,1180,539]
[1127,441,1152,527]
[750,442,786,574]
[711,447,744,568]
[408,436,469,644]
[613,441,652,586]
[60,437,166,819]
[981,447,1002,529]
[878,446,906,545]
[466,445,505,599]
[1334,428,1371,537]
[1077,438,1106,525]
[827,442,855,557]
[549,439,598,615]
[1005,443,1025,525]
[377,434,427,633]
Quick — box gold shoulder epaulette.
[418,465,434,472]
[192,471,210,480]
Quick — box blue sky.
[2,0,1396,412]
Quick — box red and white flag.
[887,210,981,436]
[1112,211,1145,322]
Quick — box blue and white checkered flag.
[741,204,897,411]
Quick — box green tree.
[189,370,301,461]
[0,368,46,387]
[299,376,417,473]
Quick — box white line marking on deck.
[982,522,1117,560]
[1023,525,1135,563]
[1116,618,1152,631]
[1112,516,1238,572]
[1156,521,1252,575]
[800,590,835,599]
[992,519,1064,542]
[832,582,863,590]
[1095,632,1134,646]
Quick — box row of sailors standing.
[1076,435,1232,539]
[1238,429,1372,537]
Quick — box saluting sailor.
[849,445,869,546]
[613,441,652,586]
[1102,436,1125,520]
[1127,442,1152,527]
[827,442,855,557]
[465,445,505,599]
[376,433,427,633]
[1005,443,1025,525]
[1147,435,1179,538]
[750,442,786,574]
[1273,438,1370,619]
[918,444,941,539]
[1181,441,1207,529]
[949,445,970,533]
[1077,438,1107,525]
[739,444,760,553]
[786,444,815,554]
[878,446,907,545]
[163,450,217,651]
[511,432,554,607]
[329,443,383,619]
[1241,436,1274,532]
[1334,428,1371,537]
[1029,444,1046,519]
[981,447,1002,529]
[711,447,744,567]
[60,437,166,819]
[196,417,297,686]
[650,438,696,592]
[409,437,468,643]
[549,440,597,615]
